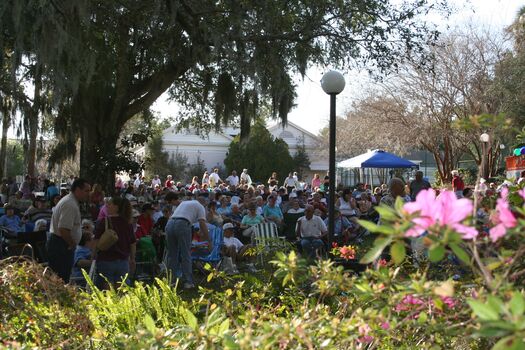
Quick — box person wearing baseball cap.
[221,222,256,273]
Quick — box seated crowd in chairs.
[0,172,385,289]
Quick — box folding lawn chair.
[253,222,285,264]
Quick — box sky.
[151,0,525,136]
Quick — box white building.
[135,121,328,181]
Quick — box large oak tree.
[1,0,446,191]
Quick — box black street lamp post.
[321,71,345,246]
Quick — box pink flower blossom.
[441,296,456,309]
[357,335,374,344]
[380,321,390,330]
[518,188,525,201]
[339,246,356,260]
[378,259,388,267]
[394,294,425,312]
[403,189,477,239]
[358,324,371,336]
[489,188,517,242]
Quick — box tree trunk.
[0,109,9,179]
[79,120,119,195]
[27,69,42,178]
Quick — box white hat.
[243,169,248,172]
[289,192,297,198]
[223,223,235,230]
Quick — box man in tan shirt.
[47,178,91,283]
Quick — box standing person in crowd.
[165,175,174,189]
[451,170,465,198]
[380,178,409,209]
[45,181,60,201]
[202,171,210,187]
[311,174,321,191]
[267,172,278,190]
[151,175,162,189]
[409,171,431,201]
[20,175,32,199]
[284,172,297,194]
[94,197,136,289]
[133,175,142,189]
[90,183,105,208]
[115,177,124,193]
[166,193,208,289]
[240,169,252,186]
[209,168,222,188]
[137,203,155,237]
[225,170,239,187]
[47,178,91,283]
[296,205,327,259]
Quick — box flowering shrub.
[331,242,357,260]
[359,186,525,349]
[3,187,525,349]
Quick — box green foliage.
[224,122,295,183]
[4,140,24,177]
[0,258,92,348]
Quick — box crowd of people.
[0,167,516,290]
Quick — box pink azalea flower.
[489,188,517,242]
[518,188,525,201]
[441,296,456,309]
[380,321,390,330]
[403,189,477,239]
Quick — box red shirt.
[452,176,465,191]
[137,214,153,237]
[165,180,173,188]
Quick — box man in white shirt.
[151,175,162,188]
[166,195,208,289]
[48,178,91,283]
[225,170,240,187]
[133,175,142,189]
[284,172,297,193]
[296,205,327,259]
[209,168,222,188]
[221,223,256,272]
[240,168,252,186]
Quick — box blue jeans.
[166,218,193,284]
[300,237,324,259]
[96,259,129,288]
[46,234,74,283]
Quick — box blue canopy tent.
[337,150,418,185]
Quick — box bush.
[0,257,93,348]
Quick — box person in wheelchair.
[296,205,327,260]
[0,204,26,237]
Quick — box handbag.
[96,217,118,251]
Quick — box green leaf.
[390,241,406,265]
[429,245,445,262]
[394,196,405,212]
[181,307,198,330]
[467,300,500,321]
[359,237,392,264]
[449,243,471,265]
[509,292,525,317]
[487,296,506,315]
[493,336,525,350]
[374,206,398,221]
[417,311,428,324]
[357,220,381,233]
[143,315,156,334]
